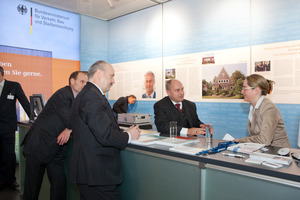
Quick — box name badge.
[7,94,14,100]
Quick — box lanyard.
[196,141,238,156]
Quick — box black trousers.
[78,184,121,200]
[23,148,66,200]
[0,131,16,185]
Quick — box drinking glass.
[206,124,213,148]
[169,121,177,139]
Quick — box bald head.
[88,60,115,93]
[166,79,185,103]
[88,60,110,79]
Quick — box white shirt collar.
[71,88,77,98]
[0,79,5,87]
[251,95,265,110]
[89,81,104,95]
[149,91,155,98]
[249,95,265,123]
[171,99,182,108]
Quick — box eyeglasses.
[242,87,254,90]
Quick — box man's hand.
[57,128,72,145]
[201,124,214,135]
[127,125,141,140]
[187,127,206,136]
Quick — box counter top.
[128,137,300,183]
[18,122,300,183]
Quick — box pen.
[222,153,245,159]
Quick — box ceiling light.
[150,0,171,4]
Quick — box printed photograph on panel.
[202,63,247,99]
[165,68,176,79]
[202,56,215,64]
[255,61,271,72]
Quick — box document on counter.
[131,135,164,146]
[227,143,265,154]
[119,126,159,136]
[169,142,208,155]
[249,152,292,165]
[155,137,197,147]
[140,130,159,136]
[131,134,197,147]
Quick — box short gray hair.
[144,71,155,81]
[165,79,173,90]
[88,60,109,79]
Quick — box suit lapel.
[101,93,118,126]
[167,97,184,122]
[182,100,193,127]
[87,82,118,126]
[249,109,257,132]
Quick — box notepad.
[249,152,292,165]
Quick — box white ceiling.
[28,0,167,20]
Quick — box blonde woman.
[234,74,290,148]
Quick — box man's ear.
[96,69,102,79]
[166,90,170,96]
[70,78,75,86]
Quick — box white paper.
[223,133,235,141]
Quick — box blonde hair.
[247,74,275,95]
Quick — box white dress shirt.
[248,95,265,124]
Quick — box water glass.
[206,124,213,148]
[169,121,177,139]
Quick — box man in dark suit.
[154,79,207,137]
[0,66,31,189]
[113,95,136,114]
[22,71,88,200]
[70,60,140,200]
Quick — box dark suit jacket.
[113,96,128,113]
[70,82,129,186]
[0,79,30,134]
[154,96,203,136]
[23,86,74,163]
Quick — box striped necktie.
[175,104,183,113]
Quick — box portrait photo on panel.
[142,71,156,99]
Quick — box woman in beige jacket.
[234,74,290,148]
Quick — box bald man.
[70,60,140,200]
[154,79,208,137]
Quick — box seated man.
[154,79,207,137]
[113,95,136,114]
